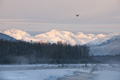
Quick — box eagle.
[76,14,79,17]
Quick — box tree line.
[0,39,90,64]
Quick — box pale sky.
[0,0,120,34]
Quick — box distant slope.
[87,33,120,46]
[90,35,120,56]
[0,32,16,41]
[99,35,120,46]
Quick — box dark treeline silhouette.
[0,39,90,64]
[91,54,120,64]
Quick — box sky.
[0,0,120,34]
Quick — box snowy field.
[0,64,120,80]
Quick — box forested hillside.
[0,39,90,64]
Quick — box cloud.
[0,19,33,22]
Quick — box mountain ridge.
[2,29,120,45]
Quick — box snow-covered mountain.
[99,35,120,46]
[35,29,84,45]
[87,32,120,46]
[3,29,120,46]
[3,29,108,45]
[4,29,31,40]
[4,29,39,42]
[0,32,16,41]
[2,29,120,55]
[90,35,120,56]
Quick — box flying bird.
[76,14,79,17]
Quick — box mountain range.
[1,29,120,55]
[3,29,120,45]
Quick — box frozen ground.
[0,64,120,80]
[59,69,120,80]
[0,69,76,80]
[94,70,120,80]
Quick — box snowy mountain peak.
[61,31,74,36]
[97,34,106,37]
[4,29,31,40]
[77,32,88,38]
[4,29,30,36]
[46,29,61,36]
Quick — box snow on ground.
[76,64,120,80]
[94,70,120,80]
[0,69,77,80]
[0,64,120,80]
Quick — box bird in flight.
[76,14,79,17]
